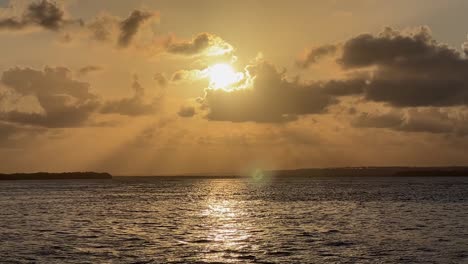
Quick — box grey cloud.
[87,15,118,42]
[0,66,162,129]
[153,73,167,87]
[178,106,195,117]
[338,26,466,77]
[0,0,81,31]
[340,27,435,68]
[339,26,468,76]
[363,79,468,107]
[86,10,155,47]
[298,44,337,68]
[118,10,154,48]
[202,62,339,123]
[171,71,185,82]
[165,32,232,56]
[2,105,97,128]
[305,27,468,108]
[166,33,211,55]
[0,67,99,128]
[352,111,404,129]
[201,26,468,126]
[347,27,468,107]
[352,109,468,135]
[101,77,158,116]
[78,65,102,76]
[26,0,67,30]
[170,69,200,82]
[0,2,158,48]
[0,17,25,30]
[321,79,367,96]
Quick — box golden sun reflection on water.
[200,180,255,262]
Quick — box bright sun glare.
[206,63,244,90]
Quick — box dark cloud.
[25,0,67,30]
[87,15,117,42]
[0,67,100,128]
[348,27,468,107]
[165,33,232,56]
[166,33,211,55]
[0,17,25,30]
[352,111,404,129]
[118,10,154,48]
[363,79,468,107]
[0,3,158,48]
[339,27,458,70]
[0,67,160,128]
[352,109,468,136]
[171,71,185,82]
[2,105,97,128]
[0,0,81,31]
[153,73,167,87]
[304,27,468,108]
[101,77,158,116]
[170,69,201,83]
[86,10,156,47]
[200,26,468,126]
[298,44,337,68]
[78,65,102,76]
[178,106,195,117]
[321,79,367,96]
[201,62,339,123]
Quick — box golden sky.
[1,0,468,175]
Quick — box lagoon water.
[0,176,467,263]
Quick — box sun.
[206,63,244,90]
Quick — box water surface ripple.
[0,176,467,263]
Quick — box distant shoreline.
[270,167,468,178]
[117,167,468,178]
[0,172,112,181]
[2,167,468,181]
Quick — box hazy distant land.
[271,167,468,177]
[1,167,468,181]
[185,167,468,178]
[0,172,112,181]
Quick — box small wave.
[191,239,212,243]
[324,241,354,247]
[322,229,340,234]
[269,251,292,256]
[236,255,257,260]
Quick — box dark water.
[0,176,467,264]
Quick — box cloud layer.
[201,62,339,122]
[0,0,81,31]
[165,32,233,56]
[316,27,468,107]
[101,77,158,116]
[117,10,155,48]
[0,67,161,128]
[0,1,157,49]
[0,67,99,127]
[352,108,468,136]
